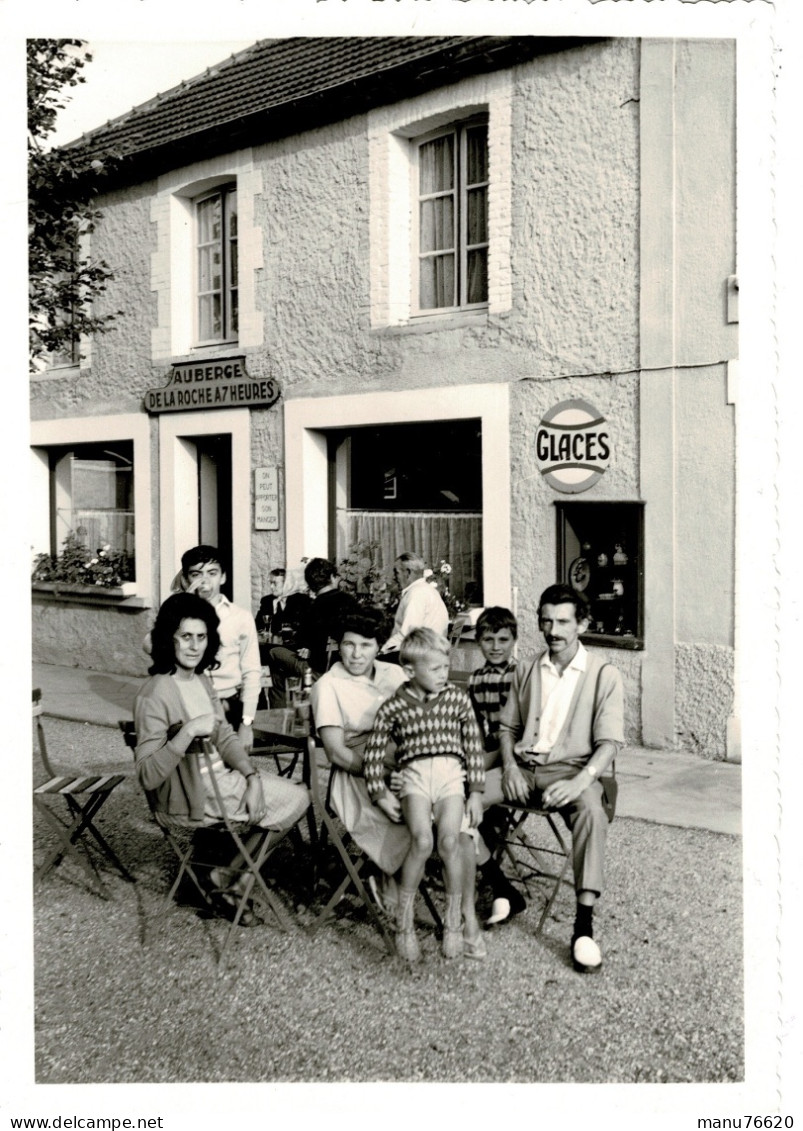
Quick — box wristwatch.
[585,764,599,779]
[242,716,253,727]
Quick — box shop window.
[333,419,483,607]
[196,185,238,344]
[415,118,488,313]
[556,501,644,649]
[43,442,135,580]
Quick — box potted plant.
[32,531,136,597]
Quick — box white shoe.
[485,897,512,926]
[572,934,602,973]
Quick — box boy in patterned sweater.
[363,628,486,962]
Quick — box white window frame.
[414,116,489,315]
[150,151,263,360]
[30,414,152,603]
[284,383,511,607]
[368,70,512,329]
[195,184,238,346]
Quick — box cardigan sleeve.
[134,684,187,792]
[592,664,625,746]
[497,662,527,741]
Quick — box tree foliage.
[28,39,120,370]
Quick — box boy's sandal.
[463,933,488,960]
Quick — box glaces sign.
[535,398,611,493]
[144,357,280,414]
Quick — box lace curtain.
[337,509,483,601]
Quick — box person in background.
[295,557,358,677]
[178,545,262,753]
[256,567,311,648]
[379,552,449,662]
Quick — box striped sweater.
[363,683,485,801]
[468,659,517,750]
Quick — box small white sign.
[254,466,280,530]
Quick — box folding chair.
[491,764,618,935]
[120,722,297,965]
[304,735,443,955]
[33,688,134,899]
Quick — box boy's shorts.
[399,756,465,806]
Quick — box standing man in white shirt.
[179,545,262,753]
[380,552,449,662]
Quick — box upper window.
[416,118,488,313]
[196,186,238,344]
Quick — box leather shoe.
[484,889,526,928]
[572,934,602,973]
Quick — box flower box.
[32,580,138,602]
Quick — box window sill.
[371,309,490,337]
[32,581,149,609]
[31,365,82,382]
[582,632,644,652]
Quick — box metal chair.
[120,722,298,965]
[304,734,443,954]
[491,765,618,934]
[33,688,134,899]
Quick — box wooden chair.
[491,764,618,935]
[33,689,134,899]
[120,722,298,965]
[304,734,443,955]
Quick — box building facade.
[30,36,738,758]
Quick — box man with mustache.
[493,583,623,974]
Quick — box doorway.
[195,433,233,597]
[158,408,251,609]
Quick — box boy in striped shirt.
[363,628,485,962]
[468,606,528,927]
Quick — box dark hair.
[538,583,591,623]
[337,606,392,648]
[304,557,336,593]
[148,592,221,676]
[475,606,518,640]
[181,544,227,577]
[269,568,286,579]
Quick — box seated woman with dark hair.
[310,606,410,916]
[134,591,309,923]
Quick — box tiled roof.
[68,36,601,183]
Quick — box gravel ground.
[33,718,744,1084]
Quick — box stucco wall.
[674,39,738,368]
[32,598,151,677]
[675,365,735,647]
[675,643,734,759]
